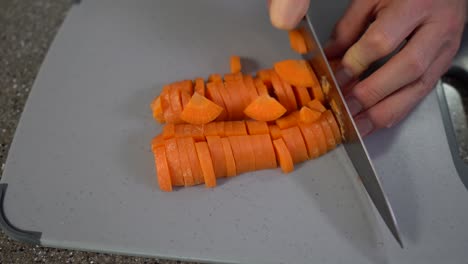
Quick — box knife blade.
[296,15,403,248]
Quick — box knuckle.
[364,29,396,57]
[406,51,428,77]
[353,84,384,107]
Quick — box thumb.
[269,0,310,30]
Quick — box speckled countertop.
[0,1,197,263]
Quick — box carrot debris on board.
[319,116,337,151]
[208,74,223,83]
[221,137,237,177]
[206,82,228,121]
[183,137,204,185]
[177,138,195,186]
[151,96,165,123]
[254,77,269,96]
[195,141,217,188]
[206,136,227,178]
[153,146,173,192]
[273,138,294,173]
[194,78,205,96]
[281,126,309,163]
[179,93,223,125]
[293,86,312,107]
[274,60,319,88]
[246,121,269,135]
[269,124,282,140]
[288,29,308,54]
[298,123,320,159]
[243,75,260,103]
[230,55,242,74]
[164,138,185,186]
[299,106,322,124]
[276,111,299,129]
[307,99,327,113]
[244,94,287,121]
[323,110,342,144]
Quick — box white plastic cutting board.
[1,1,468,264]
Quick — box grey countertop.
[0,0,196,263]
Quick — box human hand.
[269,0,466,137]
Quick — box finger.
[324,0,376,59]
[342,1,427,79]
[269,0,310,30]
[353,47,457,137]
[345,24,447,115]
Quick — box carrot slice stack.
[177,138,195,186]
[209,74,222,83]
[254,77,269,96]
[243,75,260,103]
[180,93,223,125]
[319,116,337,151]
[323,110,342,144]
[307,99,327,113]
[244,94,287,121]
[281,126,309,163]
[228,136,250,174]
[169,87,184,123]
[273,138,294,173]
[164,138,184,186]
[309,122,328,155]
[251,134,277,169]
[269,124,282,140]
[153,146,173,192]
[161,85,176,123]
[206,82,228,121]
[288,30,308,54]
[274,60,319,88]
[195,141,217,188]
[299,106,322,124]
[298,123,320,159]
[293,86,312,107]
[216,121,225,137]
[246,121,269,135]
[184,137,204,185]
[230,55,242,73]
[221,137,237,177]
[270,71,292,111]
[151,96,165,123]
[194,78,205,96]
[276,111,299,129]
[281,80,298,111]
[206,136,227,178]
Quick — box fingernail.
[355,117,374,137]
[345,96,362,116]
[270,0,307,29]
[334,67,354,87]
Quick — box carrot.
[269,124,282,140]
[243,75,259,103]
[228,136,250,174]
[276,111,299,129]
[224,72,243,82]
[257,69,273,87]
[281,79,298,111]
[241,135,256,172]
[206,136,227,178]
[319,116,337,151]
[174,124,187,137]
[273,138,294,173]
[161,85,176,123]
[299,106,322,124]
[162,123,175,139]
[151,96,165,123]
[307,99,326,113]
[246,121,269,135]
[164,138,184,186]
[177,80,194,95]
[224,121,233,137]
[206,82,228,121]
[232,76,251,111]
[230,55,242,74]
[151,134,165,151]
[298,123,320,159]
[183,137,204,185]
[176,138,195,186]
[184,124,205,141]
[194,77,205,96]
[180,91,191,108]
[251,134,277,170]
[293,86,311,107]
[153,146,173,192]
[208,74,222,83]
[288,29,308,54]
[204,122,218,137]
[180,93,223,125]
[195,141,217,188]
[169,86,183,123]
[216,121,225,137]
[254,77,269,96]
[312,85,325,103]
[221,137,237,177]
[270,71,292,111]
[219,82,236,120]
[309,122,327,155]
[244,94,287,121]
[281,126,309,163]
[225,121,247,136]
[323,110,342,144]
[274,60,319,88]
[229,80,248,119]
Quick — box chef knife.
[295,15,403,248]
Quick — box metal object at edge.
[296,15,403,248]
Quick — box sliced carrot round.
[216,121,225,137]
[298,123,320,159]
[269,124,282,140]
[169,86,183,124]
[293,86,312,107]
[206,82,228,121]
[319,116,337,151]
[246,121,269,135]
[241,135,256,172]
[162,123,175,139]
[259,134,278,169]
[194,77,205,97]
[281,126,309,163]
[184,137,204,185]
[203,122,218,137]
[151,134,165,151]
[310,122,328,155]
[270,71,292,111]
[276,111,299,129]
[307,99,327,113]
[153,146,173,192]
[257,69,273,88]
[312,85,325,103]
[288,30,308,54]
[254,77,269,96]
[228,136,250,174]
[206,136,227,178]
[281,79,298,111]
[151,96,165,123]
[195,141,217,188]
[180,93,223,125]
[221,137,237,177]
[176,138,195,186]
[244,94,287,121]
[323,110,342,144]
[274,60,319,88]
[223,81,243,120]
[164,138,184,186]
[299,106,322,124]
[216,82,235,120]
[243,75,259,103]
[273,138,294,173]
[230,55,242,73]
[161,85,177,123]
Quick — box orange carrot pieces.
[151,96,165,123]
[288,29,308,54]
[319,116,337,151]
[206,82,228,121]
[228,80,247,119]
[231,76,251,111]
[242,136,256,172]
[161,85,177,123]
[246,121,269,135]
[194,78,205,96]
[307,99,327,113]
[162,123,175,139]
[180,93,223,125]
[273,138,294,173]
[228,136,250,174]
[243,75,259,103]
[224,72,243,82]
[244,94,287,121]
[169,87,184,124]
[164,138,185,186]
[293,86,312,107]
[251,134,277,170]
[281,80,298,111]
[270,71,292,111]
[153,146,173,192]
[299,106,322,124]
[216,121,225,137]
[257,69,273,87]
[323,110,342,144]
[276,111,299,129]
[221,137,237,177]
[183,124,205,141]
[174,124,187,138]
[269,124,282,140]
[217,83,235,120]
[195,141,217,188]
[151,134,165,151]
[312,85,325,103]
[254,77,269,96]
[180,91,191,108]
[184,137,204,185]
[281,126,309,163]
[309,122,328,155]
[176,80,194,95]
[204,122,218,137]
[225,121,247,136]
[274,60,319,88]
[208,74,223,83]
[206,136,227,178]
[177,138,195,186]
[230,55,242,74]
[298,123,320,159]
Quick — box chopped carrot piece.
[228,136,250,174]
[293,86,312,107]
[323,110,342,144]
[270,71,292,111]
[194,78,205,96]
[225,121,247,136]
[206,136,227,178]
[174,80,194,95]
[243,75,259,103]
[276,112,299,129]
[281,126,309,163]
[244,94,287,121]
[176,138,195,186]
[208,74,222,83]
[183,124,205,141]
[206,82,228,121]
[273,138,294,173]
[309,122,327,155]
[219,82,236,120]
[161,85,176,123]
[312,85,325,103]
[216,121,225,137]
[151,134,165,151]
[224,72,243,82]
[281,80,298,111]
[257,69,273,87]
[169,86,183,124]
[254,77,269,96]
[180,93,223,125]
[241,136,256,172]
[224,121,233,137]
[230,55,242,73]
[319,116,337,151]
[164,138,184,186]
[162,123,175,139]
[195,141,217,188]
[298,123,320,159]
[230,76,250,111]
[174,124,187,138]
[151,96,165,123]
[307,99,327,113]
[153,146,173,192]
[246,121,269,135]
[269,124,282,140]
[183,137,204,185]
[180,91,191,108]
[288,29,308,54]
[274,60,319,88]
[250,134,277,170]
[221,137,237,177]
[299,106,322,124]
[204,122,218,137]
[227,80,247,119]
